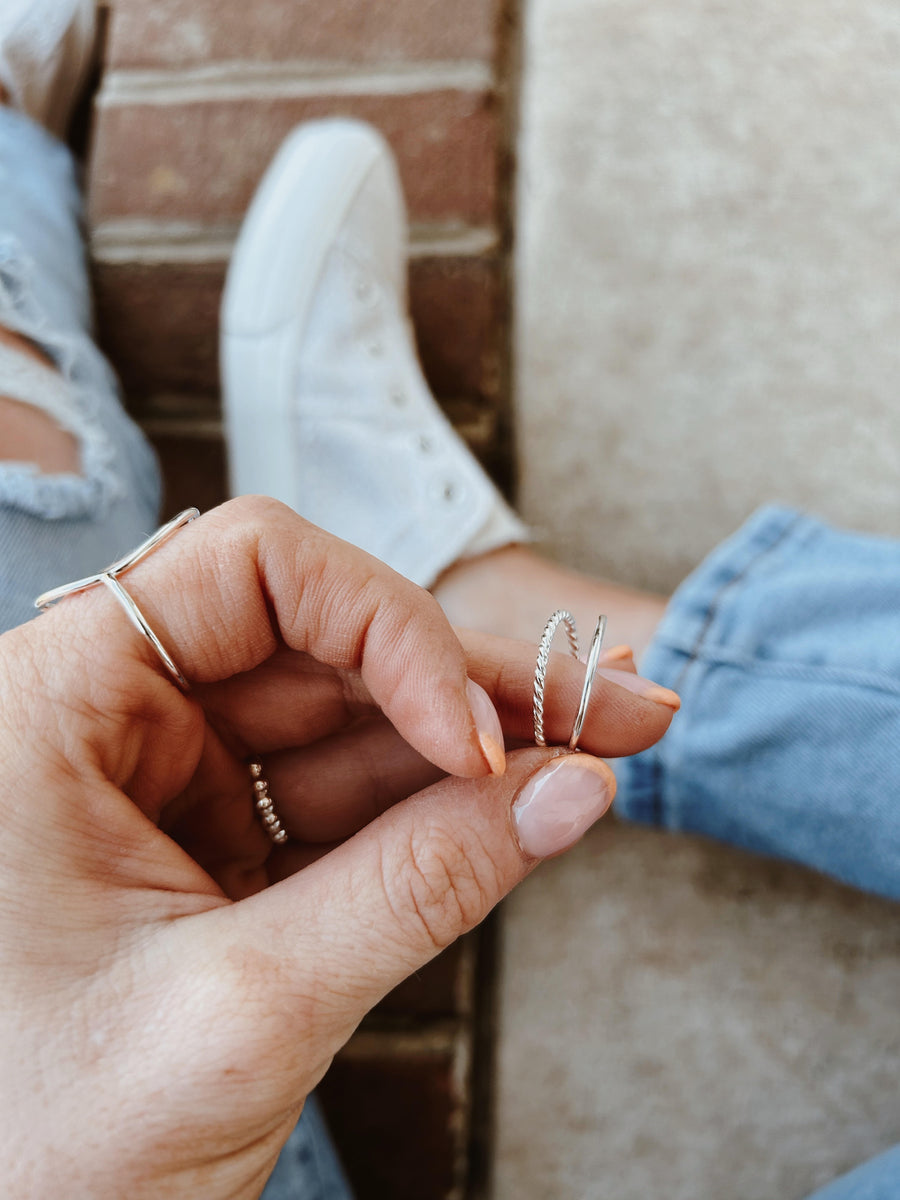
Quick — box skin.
[434,543,668,659]
[0,498,676,1199]
[0,83,79,474]
[0,326,80,474]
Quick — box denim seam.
[647,645,900,699]
[653,512,806,826]
[670,511,806,696]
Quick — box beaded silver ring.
[249,760,288,845]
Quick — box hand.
[0,498,676,1199]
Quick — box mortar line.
[98,60,494,106]
[90,220,500,264]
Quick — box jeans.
[0,105,351,1200]
[617,505,900,904]
[3,101,898,1198]
[0,110,160,626]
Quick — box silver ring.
[533,610,608,749]
[533,609,579,746]
[34,508,199,690]
[569,615,607,750]
[249,761,288,845]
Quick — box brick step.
[105,0,499,70]
[90,67,498,227]
[320,1024,473,1200]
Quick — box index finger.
[460,629,679,758]
[53,497,503,780]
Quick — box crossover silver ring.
[34,508,200,690]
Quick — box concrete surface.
[497,2,900,1196]
[493,821,900,1200]
[514,0,900,593]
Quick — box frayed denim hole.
[0,237,125,519]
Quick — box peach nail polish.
[601,670,681,710]
[599,643,634,664]
[466,678,506,775]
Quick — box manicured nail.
[600,669,681,710]
[599,643,634,664]
[466,678,506,775]
[512,755,614,858]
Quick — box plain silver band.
[99,573,189,689]
[34,507,199,690]
[568,615,607,750]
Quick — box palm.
[116,644,441,901]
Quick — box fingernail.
[600,669,681,710]
[466,678,506,776]
[599,643,634,664]
[512,755,614,858]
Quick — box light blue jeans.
[0,107,351,1200]
[617,505,900,905]
[2,105,898,1198]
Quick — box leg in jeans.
[433,503,900,903]
[616,505,900,902]
[0,106,160,630]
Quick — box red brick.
[411,253,503,401]
[319,1030,469,1200]
[91,252,503,406]
[92,259,222,397]
[106,0,499,69]
[148,425,228,516]
[88,90,498,226]
[377,936,475,1019]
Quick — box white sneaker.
[221,118,528,588]
[0,0,96,138]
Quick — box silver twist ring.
[533,609,607,750]
[249,761,288,845]
[533,610,579,746]
[35,507,200,690]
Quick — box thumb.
[225,746,615,1049]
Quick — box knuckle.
[218,493,294,524]
[385,825,499,953]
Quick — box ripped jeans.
[0,112,160,626]
[0,107,351,1200]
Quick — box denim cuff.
[616,504,808,826]
[614,505,900,900]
